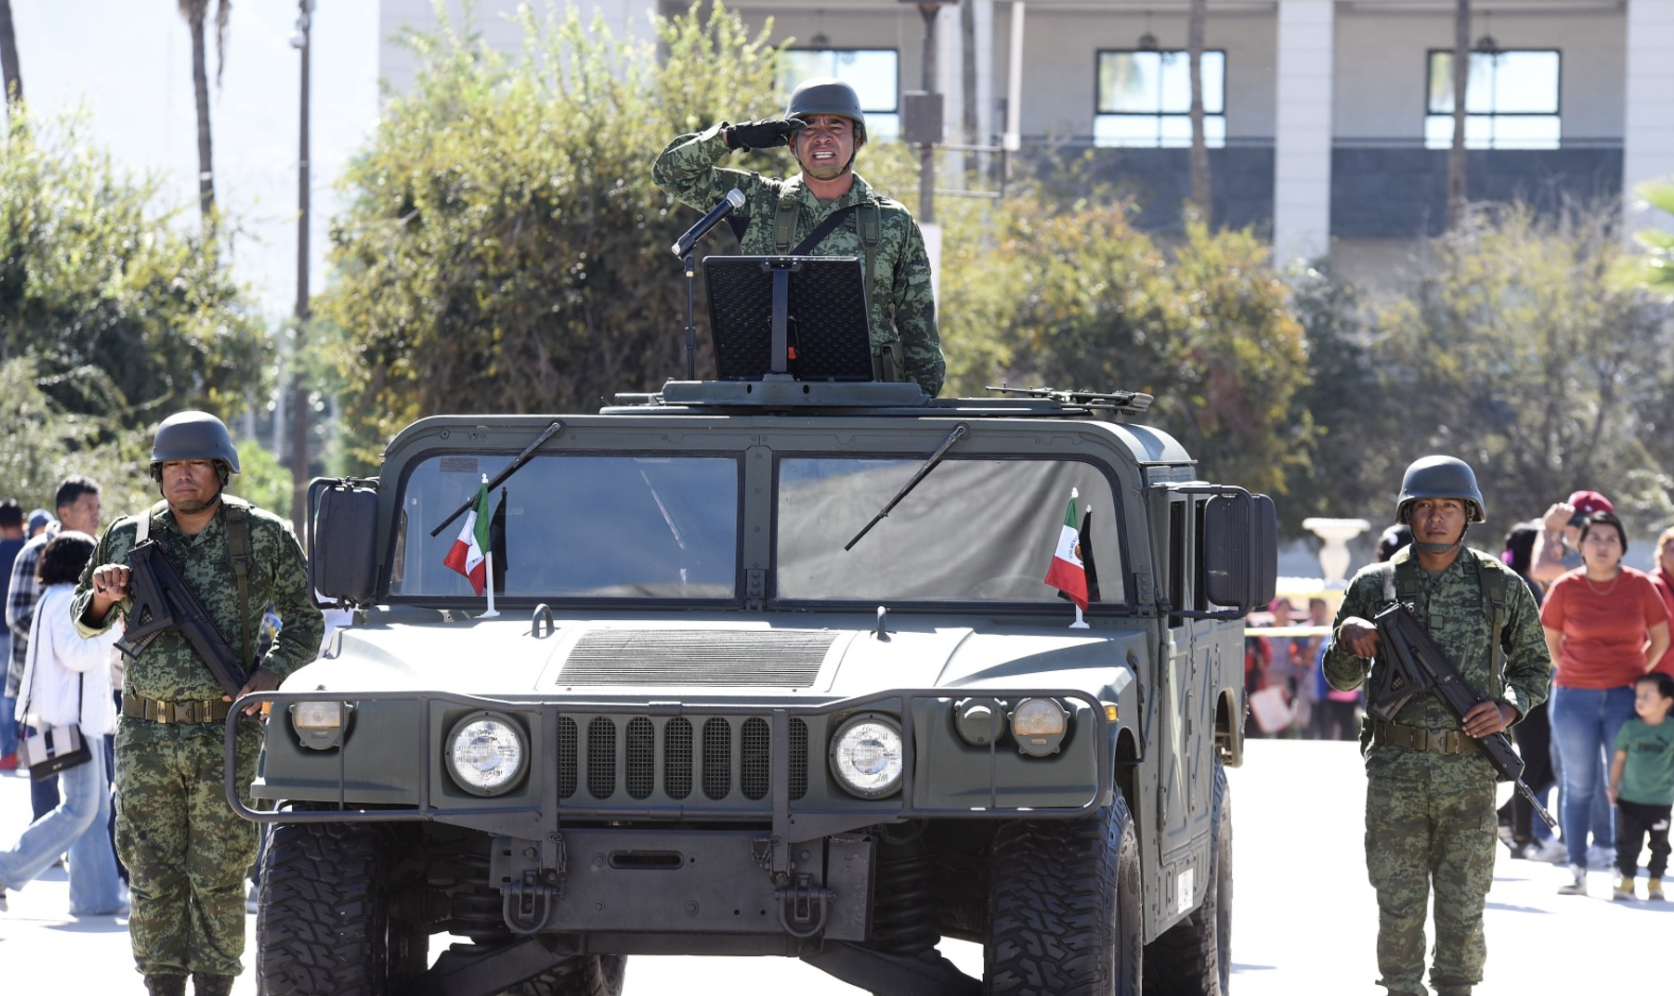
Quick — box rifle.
[114,540,249,699]
[1371,602,1557,830]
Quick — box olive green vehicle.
[229,379,1276,996]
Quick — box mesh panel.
[702,718,732,800]
[558,716,578,799]
[626,717,655,800]
[741,718,772,800]
[665,718,693,800]
[790,719,809,801]
[588,717,617,799]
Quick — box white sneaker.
[1586,844,1616,870]
[1522,838,1566,863]
[1496,824,1517,851]
[1558,866,1588,896]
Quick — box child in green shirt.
[1609,672,1674,901]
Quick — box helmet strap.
[1414,521,1470,555]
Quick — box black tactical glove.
[725,118,805,152]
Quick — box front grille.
[555,714,810,809]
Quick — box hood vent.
[558,629,836,687]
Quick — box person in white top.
[0,531,124,915]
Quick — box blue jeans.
[1549,684,1637,868]
[0,738,123,915]
[0,632,14,759]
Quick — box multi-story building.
[379,1,1674,282]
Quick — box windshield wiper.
[429,421,564,537]
[843,423,969,551]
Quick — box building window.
[1095,49,1225,148]
[1424,50,1560,149]
[780,49,900,141]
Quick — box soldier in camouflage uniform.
[1325,456,1550,996]
[653,77,945,396]
[73,411,324,996]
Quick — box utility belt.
[122,693,233,725]
[1371,718,1469,756]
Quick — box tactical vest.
[1376,548,1510,691]
[136,495,256,670]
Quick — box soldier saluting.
[73,411,323,996]
[653,77,945,397]
[1325,455,1551,996]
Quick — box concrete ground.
[0,739,1662,994]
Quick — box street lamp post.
[289,0,313,538]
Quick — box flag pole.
[479,473,499,618]
[1070,502,1091,628]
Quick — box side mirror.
[309,478,380,606]
[1202,491,1278,613]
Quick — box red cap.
[1567,490,1614,523]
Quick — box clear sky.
[10,0,381,321]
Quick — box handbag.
[19,723,91,781]
[16,602,94,781]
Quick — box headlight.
[828,714,904,799]
[290,696,351,750]
[1010,697,1070,757]
[445,711,529,796]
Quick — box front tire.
[985,795,1142,996]
[257,822,427,996]
[1143,759,1232,996]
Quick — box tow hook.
[503,869,560,934]
[776,872,834,939]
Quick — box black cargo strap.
[1372,718,1468,756]
[123,693,233,725]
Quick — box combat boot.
[143,976,186,996]
[190,974,235,996]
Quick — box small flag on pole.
[443,481,491,596]
[1044,488,1090,614]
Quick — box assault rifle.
[1372,603,1557,830]
[114,540,248,699]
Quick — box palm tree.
[0,0,22,114]
[177,0,232,227]
[1446,0,1470,231]
[1187,0,1211,222]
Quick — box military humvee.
[230,377,1276,996]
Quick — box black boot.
[143,976,186,996]
[190,975,235,996]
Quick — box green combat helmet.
[149,410,241,484]
[786,77,867,146]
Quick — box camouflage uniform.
[1325,546,1549,996]
[652,123,945,396]
[72,496,323,979]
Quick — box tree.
[0,356,155,518]
[0,0,21,113]
[0,111,268,431]
[1616,178,1674,298]
[319,3,790,466]
[176,0,231,226]
[1446,0,1470,231]
[1187,0,1211,221]
[938,193,1312,497]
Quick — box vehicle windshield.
[775,457,1126,604]
[391,453,740,599]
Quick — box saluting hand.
[725,118,806,151]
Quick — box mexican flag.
[443,484,491,595]
[1044,488,1088,610]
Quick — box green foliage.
[1616,177,1674,297]
[1302,205,1674,537]
[0,111,269,428]
[320,2,789,467]
[229,438,292,519]
[939,196,1311,497]
[0,356,154,518]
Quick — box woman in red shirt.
[1541,512,1672,893]
[1652,527,1674,678]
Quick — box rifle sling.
[134,495,255,681]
